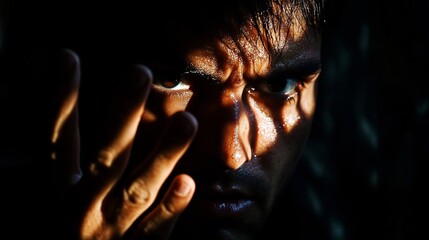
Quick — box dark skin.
[3,0,324,239]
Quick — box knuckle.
[161,201,179,216]
[88,149,116,176]
[124,180,152,206]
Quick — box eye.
[153,72,190,91]
[258,77,298,96]
[157,78,190,90]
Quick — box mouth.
[192,185,258,220]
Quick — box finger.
[81,65,153,198]
[50,49,82,188]
[115,111,198,230]
[131,174,195,240]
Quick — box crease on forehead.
[185,2,309,82]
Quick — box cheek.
[248,97,277,155]
[280,84,317,132]
[248,83,317,157]
[162,92,193,115]
[142,90,193,123]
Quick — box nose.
[194,89,253,170]
[220,90,253,169]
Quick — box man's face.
[134,4,321,240]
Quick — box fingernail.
[175,181,192,197]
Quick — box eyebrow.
[182,66,222,85]
[273,54,321,76]
[177,52,321,86]
[268,37,321,74]
[150,38,321,84]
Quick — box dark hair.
[151,0,326,45]
[109,0,326,65]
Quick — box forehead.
[120,0,321,71]
[183,11,319,79]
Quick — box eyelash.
[260,77,301,93]
[251,75,306,102]
[283,91,299,105]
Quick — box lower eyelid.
[167,91,193,98]
[151,85,193,98]
[154,82,191,90]
[285,91,299,102]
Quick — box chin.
[170,224,263,240]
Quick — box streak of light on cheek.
[248,97,277,155]
[281,85,317,133]
[282,111,301,132]
[230,92,243,162]
[299,84,317,119]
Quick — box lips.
[200,199,255,218]
[172,155,269,222]
[191,184,259,220]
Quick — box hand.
[48,49,198,239]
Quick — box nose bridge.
[216,89,252,170]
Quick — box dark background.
[0,0,428,239]
[287,0,429,239]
